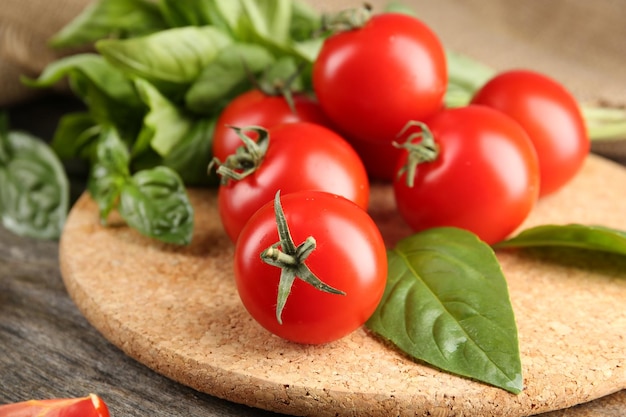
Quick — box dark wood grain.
[1,94,624,417]
[0,224,280,416]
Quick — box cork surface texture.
[59,154,626,417]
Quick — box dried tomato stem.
[393,121,440,187]
[208,125,269,184]
[320,3,372,33]
[260,191,346,324]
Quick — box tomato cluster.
[212,7,589,345]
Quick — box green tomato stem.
[393,121,440,188]
[208,125,269,184]
[319,3,372,33]
[260,191,346,325]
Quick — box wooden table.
[1,95,625,416]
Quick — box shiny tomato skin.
[218,122,369,243]
[312,13,447,144]
[234,191,387,344]
[213,89,332,162]
[393,105,540,245]
[471,69,590,196]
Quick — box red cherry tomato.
[0,394,110,417]
[393,106,540,245]
[212,89,332,162]
[312,12,447,144]
[471,69,590,196]
[234,190,387,344]
[216,122,369,243]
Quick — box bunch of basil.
[20,0,325,245]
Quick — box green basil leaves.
[22,0,325,245]
[0,114,69,239]
[496,224,626,256]
[367,227,523,394]
[88,128,194,245]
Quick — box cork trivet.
[59,154,626,417]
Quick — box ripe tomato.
[212,89,332,162]
[471,69,590,196]
[393,106,540,245]
[234,190,387,344]
[312,12,447,144]
[216,122,369,243]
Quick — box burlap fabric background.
[0,1,624,416]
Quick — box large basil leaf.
[96,26,233,94]
[366,227,523,394]
[119,167,193,245]
[185,43,275,114]
[495,224,626,256]
[88,128,131,223]
[50,0,167,48]
[0,120,69,240]
[133,79,194,157]
[157,0,235,32]
[22,54,139,105]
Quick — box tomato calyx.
[209,125,269,184]
[250,61,307,115]
[319,3,372,33]
[260,191,346,324]
[393,121,440,187]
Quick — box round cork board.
[60,154,626,417]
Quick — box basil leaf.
[163,117,217,186]
[52,112,101,160]
[0,124,69,240]
[288,38,324,65]
[50,0,167,49]
[134,78,194,157]
[22,54,144,136]
[290,0,321,41]
[157,0,233,31]
[240,0,291,44]
[185,43,275,114]
[119,166,193,245]
[22,54,139,105]
[96,26,232,94]
[366,227,523,394]
[88,128,131,223]
[495,224,626,256]
[445,50,495,108]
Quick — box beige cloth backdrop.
[1,0,625,107]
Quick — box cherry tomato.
[471,69,590,196]
[212,89,332,162]
[234,190,387,344]
[312,12,447,144]
[0,394,110,417]
[393,106,540,245]
[216,122,369,243]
